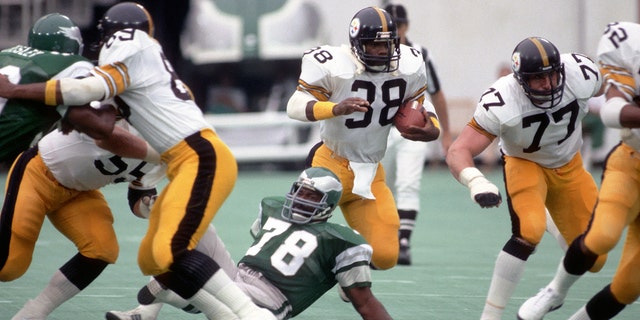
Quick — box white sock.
[188,289,238,319]
[202,270,261,317]
[27,270,80,316]
[567,305,591,320]
[481,250,527,320]
[548,258,581,296]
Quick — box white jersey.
[292,44,431,163]
[596,21,640,151]
[93,29,212,153]
[474,53,602,168]
[38,121,164,191]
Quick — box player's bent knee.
[81,242,119,264]
[371,254,397,270]
[589,253,608,273]
[0,264,29,282]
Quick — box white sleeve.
[58,76,107,105]
[53,61,94,79]
[287,89,315,121]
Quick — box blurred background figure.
[380,3,451,266]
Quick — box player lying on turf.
[106,167,392,320]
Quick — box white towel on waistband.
[349,161,378,200]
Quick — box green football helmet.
[282,167,343,224]
[28,13,83,55]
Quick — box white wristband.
[459,167,485,187]
[600,97,627,129]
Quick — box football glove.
[459,167,502,208]
[137,195,157,219]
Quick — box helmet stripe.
[374,7,388,32]
[529,37,550,67]
[138,4,155,37]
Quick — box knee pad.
[60,253,109,290]
[502,236,536,261]
[564,234,599,275]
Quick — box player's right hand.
[468,177,502,208]
[137,195,157,219]
[333,97,369,116]
[459,167,502,208]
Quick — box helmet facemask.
[518,66,565,109]
[282,183,331,224]
[281,167,342,224]
[352,37,400,73]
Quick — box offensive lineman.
[107,167,392,320]
[0,2,273,319]
[518,21,640,320]
[445,37,606,319]
[1,118,163,319]
[286,6,441,270]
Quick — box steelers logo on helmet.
[511,51,521,73]
[350,18,361,39]
[348,6,400,73]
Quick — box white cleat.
[517,287,565,320]
[105,305,158,320]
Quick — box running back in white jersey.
[93,28,211,153]
[38,121,163,191]
[296,44,432,163]
[597,21,640,150]
[474,53,602,168]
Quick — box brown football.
[393,100,426,133]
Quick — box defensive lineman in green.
[107,167,392,320]
[0,13,92,166]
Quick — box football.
[393,100,427,133]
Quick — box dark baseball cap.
[384,4,408,24]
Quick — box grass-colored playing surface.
[1,166,638,319]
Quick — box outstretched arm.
[0,74,105,106]
[96,125,160,164]
[287,90,369,121]
[346,286,392,320]
[0,75,47,101]
[446,124,501,208]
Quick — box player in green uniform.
[107,167,392,320]
[0,13,93,167]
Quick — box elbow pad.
[600,97,627,129]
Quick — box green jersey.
[0,45,93,165]
[239,196,373,318]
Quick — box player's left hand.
[400,110,440,142]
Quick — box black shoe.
[398,244,411,265]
